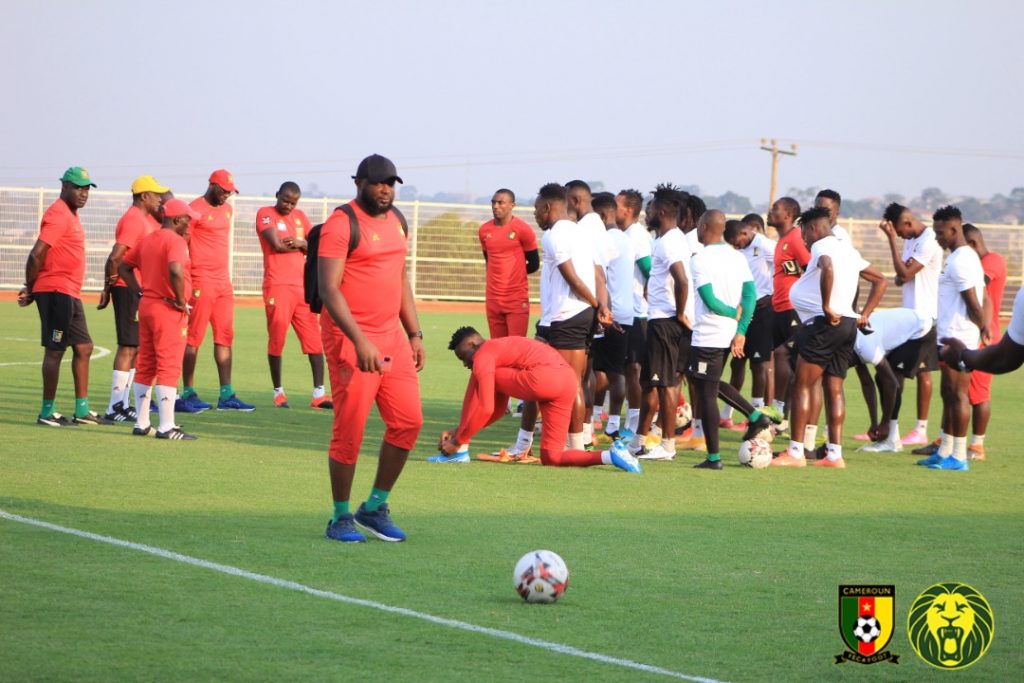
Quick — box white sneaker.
[637,444,676,461]
[505,441,533,457]
[859,439,903,453]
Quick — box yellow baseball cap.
[131,175,171,194]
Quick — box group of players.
[18,161,1024,543]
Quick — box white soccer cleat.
[859,439,903,453]
[637,444,676,461]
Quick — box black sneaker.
[742,414,774,442]
[132,425,155,437]
[156,427,198,441]
[37,412,76,427]
[693,458,724,470]
[73,411,116,426]
[104,402,134,423]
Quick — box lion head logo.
[907,582,994,670]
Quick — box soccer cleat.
[729,420,748,432]
[912,439,940,456]
[813,457,847,468]
[155,427,198,440]
[927,456,969,471]
[760,405,784,422]
[132,425,155,437]
[103,402,132,422]
[900,427,928,446]
[968,444,986,461]
[175,397,206,414]
[742,414,774,442]
[354,503,406,542]
[693,458,724,470]
[644,432,661,448]
[770,454,807,467]
[637,444,676,461]
[273,392,290,408]
[674,425,693,438]
[37,412,76,427]
[916,452,942,466]
[325,514,367,543]
[426,451,470,463]
[72,411,115,426]
[310,395,333,410]
[859,439,903,453]
[185,393,212,411]
[217,394,255,411]
[121,405,138,421]
[617,428,635,441]
[678,435,707,452]
[608,441,642,473]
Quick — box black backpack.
[304,203,409,313]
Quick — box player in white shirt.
[723,217,776,428]
[616,189,655,436]
[920,206,987,471]
[773,208,888,469]
[671,192,705,448]
[851,308,933,452]
[940,286,1024,374]
[878,202,944,448]
[627,185,692,460]
[815,189,850,242]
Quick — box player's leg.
[152,308,194,440]
[35,292,71,424]
[486,304,508,339]
[66,298,103,424]
[968,368,991,460]
[211,284,252,410]
[723,355,745,428]
[181,281,213,410]
[106,287,139,420]
[624,319,649,436]
[265,285,290,406]
[690,348,725,469]
[132,306,157,434]
[289,292,330,408]
[506,306,530,338]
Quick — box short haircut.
[798,207,832,226]
[816,188,841,205]
[933,205,962,223]
[591,191,617,214]
[651,183,685,219]
[448,325,478,351]
[278,181,301,195]
[617,188,643,215]
[741,213,765,229]
[494,188,515,202]
[724,219,745,242]
[776,196,801,219]
[537,183,567,202]
[882,202,907,224]
[962,223,981,239]
[684,194,707,222]
[565,179,591,194]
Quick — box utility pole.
[760,138,797,209]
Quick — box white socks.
[916,419,928,432]
[773,399,786,414]
[826,443,843,462]
[788,440,805,459]
[312,385,325,399]
[109,370,131,413]
[970,434,985,446]
[752,397,765,409]
[803,425,818,451]
[274,386,285,397]
[626,408,640,433]
[888,420,900,444]
[660,438,676,455]
[952,437,968,462]
[938,433,953,457]
[568,432,585,450]
[154,385,176,432]
[721,405,733,420]
[133,382,152,430]
[692,419,704,438]
[516,428,534,449]
[582,422,593,445]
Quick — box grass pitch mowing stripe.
[0,509,727,683]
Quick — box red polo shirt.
[33,199,86,298]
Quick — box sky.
[2,0,1022,203]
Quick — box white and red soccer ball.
[513,550,569,604]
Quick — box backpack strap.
[338,204,360,255]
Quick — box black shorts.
[793,316,857,378]
[545,307,595,351]
[887,336,926,379]
[744,296,774,362]
[626,317,647,365]
[687,346,729,383]
[915,325,939,372]
[111,286,140,347]
[642,318,692,387]
[772,308,800,349]
[592,325,629,374]
[35,291,91,350]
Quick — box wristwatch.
[408,330,424,340]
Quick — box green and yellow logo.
[835,585,899,665]
[907,582,994,670]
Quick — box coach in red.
[318,155,425,544]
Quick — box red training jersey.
[981,251,1007,340]
[124,229,192,302]
[33,199,86,298]
[772,227,811,312]
[113,205,160,287]
[188,195,233,281]
[256,205,311,288]
[478,216,537,304]
[319,201,407,336]
[454,336,571,444]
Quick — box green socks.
[182,386,197,400]
[707,453,721,462]
[365,487,390,512]
[74,397,90,418]
[331,501,350,523]
[219,384,234,401]
[40,399,55,419]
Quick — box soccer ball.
[513,550,569,604]
[676,401,693,429]
[853,616,881,643]
[738,438,773,469]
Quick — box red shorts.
[322,324,422,464]
[486,300,530,338]
[187,279,234,347]
[135,298,188,387]
[264,284,322,355]
[969,369,992,405]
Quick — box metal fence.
[1,186,1020,311]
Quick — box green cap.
[60,167,97,188]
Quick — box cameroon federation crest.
[907,582,994,670]
[835,585,899,664]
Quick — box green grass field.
[1,302,1021,682]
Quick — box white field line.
[0,509,726,683]
[0,337,111,367]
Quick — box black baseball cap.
[352,154,403,184]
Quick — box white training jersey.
[578,212,611,269]
[1007,287,1024,345]
[648,228,692,320]
[540,219,596,326]
[832,224,851,242]
[626,221,653,319]
[604,227,635,325]
[854,307,932,366]
[741,232,776,299]
[937,245,986,349]
[789,235,869,323]
[900,226,943,321]
[685,228,702,255]
[691,243,754,348]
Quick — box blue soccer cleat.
[187,393,212,411]
[325,514,367,543]
[426,451,470,463]
[916,453,943,467]
[217,394,255,412]
[354,503,406,542]
[609,440,642,474]
[928,455,969,471]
